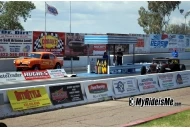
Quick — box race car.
[13,52,63,71]
[140,57,186,75]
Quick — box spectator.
[116,49,123,65]
[172,49,178,58]
[103,52,108,60]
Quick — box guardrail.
[0,70,190,119]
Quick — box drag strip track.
[0,73,140,90]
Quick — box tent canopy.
[84,35,138,45]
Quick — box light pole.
[180,9,190,34]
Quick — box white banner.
[83,80,113,102]
[149,34,169,48]
[157,73,176,90]
[174,71,190,88]
[0,30,33,57]
[47,69,66,78]
[137,75,160,93]
[168,34,185,52]
[112,78,140,97]
[0,72,25,82]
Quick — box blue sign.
[178,35,184,39]
[150,40,168,48]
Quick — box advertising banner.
[65,33,93,56]
[137,75,159,93]
[22,70,51,80]
[150,34,169,48]
[7,87,51,111]
[47,69,66,78]
[0,72,25,82]
[112,78,139,96]
[83,80,113,102]
[185,35,190,52]
[93,44,107,55]
[49,83,84,105]
[157,73,176,90]
[0,30,33,57]
[174,71,190,88]
[168,34,185,52]
[33,31,65,57]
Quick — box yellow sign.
[40,35,58,49]
[7,87,51,111]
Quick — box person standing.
[172,49,178,58]
[116,49,123,65]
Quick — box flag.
[45,3,58,16]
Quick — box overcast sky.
[21,1,190,34]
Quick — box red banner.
[33,31,65,57]
[22,70,51,80]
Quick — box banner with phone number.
[7,87,51,111]
[0,30,33,57]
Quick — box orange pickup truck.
[14,52,63,71]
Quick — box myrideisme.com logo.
[129,97,181,107]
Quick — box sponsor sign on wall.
[7,87,51,111]
[49,83,84,105]
[0,72,25,82]
[22,70,51,80]
[137,75,159,93]
[157,73,176,90]
[84,80,113,101]
[175,71,190,88]
[47,69,66,78]
[0,30,33,57]
[33,31,65,57]
[93,45,107,55]
[112,78,139,95]
[150,34,169,48]
[168,34,185,52]
[65,33,93,56]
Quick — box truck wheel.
[55,63,61,69]
[141,66,146,75]
[160,66,165,73]
[180,64,186,71]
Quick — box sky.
[20,0,190,34]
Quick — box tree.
[0,1,36,30]
[138,1,181,34]
[166,21,190,34]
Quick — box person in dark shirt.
[116,49,123,65]
[103,52,108,59]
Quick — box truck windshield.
[27,53,41,58]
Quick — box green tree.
[138,1,181,34]
[166,21,190,34]
[0,1,36,30]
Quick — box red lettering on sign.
[22,70,51,80]
[14,90,41,101]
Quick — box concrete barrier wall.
[1,52,190,72]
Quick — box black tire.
[159,66,165,73]
[16,68,22,71]
[180,64,186,71]
[32,65,40,70]
[141,66,146,75]
[0,122,7,127]
[55,63,61,69]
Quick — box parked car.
[14,52,63,71]
[141,57,186,75]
